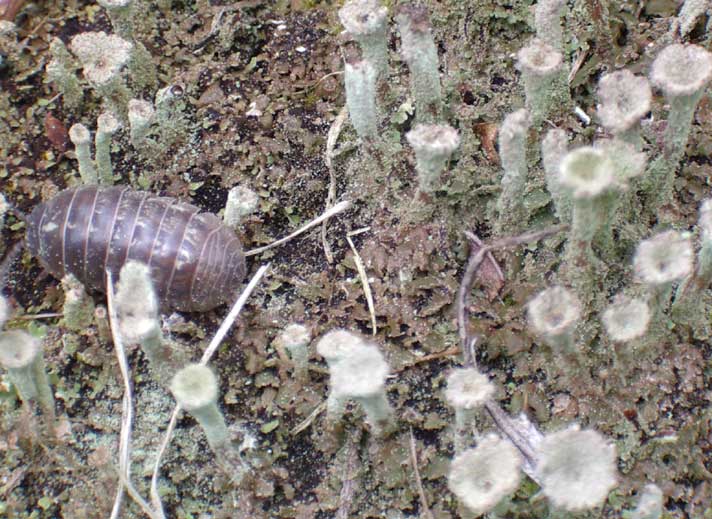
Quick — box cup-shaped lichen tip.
[536,425,618,511]
[596,70,652,134]
[602,296,650,342]
[444,367,494,411]
[170,363,219,412]
[527,286,581,338]
[633,230,693,286]
[69,31,133,86]
[448,434,522,515]
[559,146,615,198]
[650,43,712,98]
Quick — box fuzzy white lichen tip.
[444,367,494,411]
[70,31,133,86]
[596,70,652,134]
[537,425,618,511]
[448,434,522,515]
[602,296,650,342]
[634,230,693,286]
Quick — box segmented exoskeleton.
[25,185,246,311]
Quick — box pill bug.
[25,185,246,312]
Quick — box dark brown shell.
[25,185,246,312]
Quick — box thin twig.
[200,264,270,363]
[290,400,327,435]
[246,201,351,256]
[115,469,162,519]
[391,346,460,373]
[321,105,349,263]
[408,427,435,519]
[149,264,270,506]
[346,229,377,336]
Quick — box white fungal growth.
[596,70,652,134]
[448,434,522,515]
[536,425,618,511]
[70,31,133,86]
[634,231,693,286]
[602,296,651,342]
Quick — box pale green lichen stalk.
[115,261,186,385]
[170,364,246,477]
[541,128,570,222]
[672,201,712,323]
[534,0,567,50]
[527,286,581,357]
[338,0,389,80]
[69,123,98,184]
[61,274,95,332]
[558,146,616,292]
[405,123,459,193]
[316,329,394,435]
[516,38,565,126]
[344,59,378,140]
[95,111,120,184]
[395,4,442,123]
[128,98,155,146]
[495,109,529,233]
[171,364,229,450]
[0,330,56,429]
[634,230,693,337]
[646,44,712,211]
[602,295,651,369]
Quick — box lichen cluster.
[0,0,711,518]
